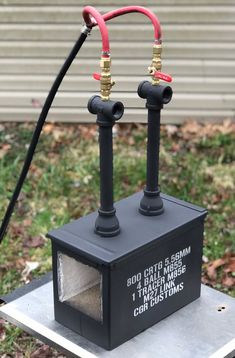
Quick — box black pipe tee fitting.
[88,95,124,237]
[88,95,124,125]
[137,81,173,216]
[138,80,172,109]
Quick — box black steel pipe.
[99,125,114,212]
[137,81,173,216]
[147,109,161,192]
[88,95,124,237]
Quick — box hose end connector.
[81,24,92,35]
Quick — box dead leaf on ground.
[181,120,202,138]
[30,164,43,178]
[0,144,11,159]
[222,275,235,288]
[30,345,54,358]
[23,235,45,248]
[210,119,235,135]
[164,124,178,137]
[21,261,39,282]
[0,257,26,272]
[223,255,235,274]
[205,253,235,289]
[206,258,226,280]
[79,125,97,140]
[171,143,181,152]
[43,123,56,134]
[14,192,29,216]
[9,223,26,239]
[22,219,32,227]
[15,258,28,269]
[14,353,23,358]
[0,319,6,342]
[180,119,235,141]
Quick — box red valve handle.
[154,71,172,83]
[93,72,101,81]
[93,72,172,83]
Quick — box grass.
[0,121,234,356]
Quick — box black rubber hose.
[0,29,89,243]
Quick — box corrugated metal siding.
[0,0,234,123]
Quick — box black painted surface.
[48,192,206,266]
[48,192,207,350]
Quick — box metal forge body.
[47,9,207,349]
[48,194,206,350]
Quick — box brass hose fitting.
[100,56,115,101]
[148,44,162,85]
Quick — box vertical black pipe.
[99,125,114,212]
[87,95,124,237]
[138,81,173,216]
[146,109,161,192]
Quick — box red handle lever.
[94,71,172,84]
[93,72,101,81]
[154,71,172,83]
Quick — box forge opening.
[57,252,103,322]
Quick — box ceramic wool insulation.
[57,252,102,322]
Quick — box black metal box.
[48,192,207,350]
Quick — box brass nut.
[100,57,111,69]
[101,73,111,81]
[152,78,160,86]
[152,59,162,68]
[153,44,162,56]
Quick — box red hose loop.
[102,6,162,42]
[83,6,110,54]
